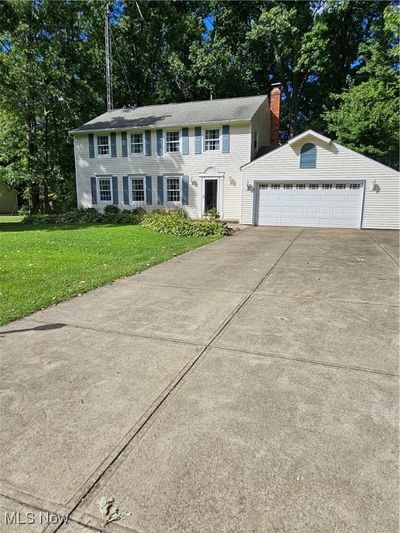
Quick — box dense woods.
[0,0,398,212]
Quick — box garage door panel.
[257,183,363,228]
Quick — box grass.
[0,217,219,325]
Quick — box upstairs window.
[166,131,180,153]
[253,130,258,151]
[98,178,112,203]
[300,143,317,168]
[97,135,110,156]
[131,177,145,202]
[131,133,144,154]
[204,129,220,151]
[166,177,181,202]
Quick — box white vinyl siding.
[242,134,400,229]
[74,122,254,220]
[250,98,270,160]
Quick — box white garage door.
[257,183,363,228]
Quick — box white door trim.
[200,176,224,218]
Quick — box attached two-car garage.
[256,182,364,229]
[240,130,399,230]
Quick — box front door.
[204,179,218,212]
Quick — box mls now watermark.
[4,511,69,526]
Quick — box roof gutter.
[69,118,252,135]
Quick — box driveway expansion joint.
[251,291,400,308]
[24,317,207,349]
[212,345,400,378]
[364,229,400,266]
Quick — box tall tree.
[0,0,105,211]
[324,5,399,169]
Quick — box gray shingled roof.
[70,95,268,133]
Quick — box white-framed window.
[130,133,144,155]
[97,135,110,157]
[165,176,181,202]
[253,130,258,151]
[166,131,180,153]
[349,183,361,189]
[296,184,306,189]
[130,176,145,203]
[97,177,113,203]
[204,129,220,151]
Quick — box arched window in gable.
[300,143,317,168]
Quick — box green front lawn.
[0,217,218,325]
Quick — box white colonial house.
[71,87,399,229]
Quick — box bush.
[204,207,220,220]
[22,207,145,226]
[141,209,228,237]
[104,204,120,215]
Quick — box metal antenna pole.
[105,3,113,111]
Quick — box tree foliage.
[0,0,396,212]
[324,5,399,169]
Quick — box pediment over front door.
[200,166,223,177]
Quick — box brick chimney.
[269,83,281,146]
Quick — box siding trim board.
[75,124,398,229]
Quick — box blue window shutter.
[112,176,118,204]
[123,176,129,204]
[157,176,164,204]
[182,128,189,155]
[146,176,152,205]
[110,132,117,157]
[182,175,189,205]
[195,127,202,154]
[157,129,163,155]
[222,125,230,153]
[90,177,97,204]
[300,143,317,168]
[88,134,95,158]
[145,130,152,156]
[121,132,128,157]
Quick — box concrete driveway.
[0,227,398,533]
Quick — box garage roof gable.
[241,129,399,175]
